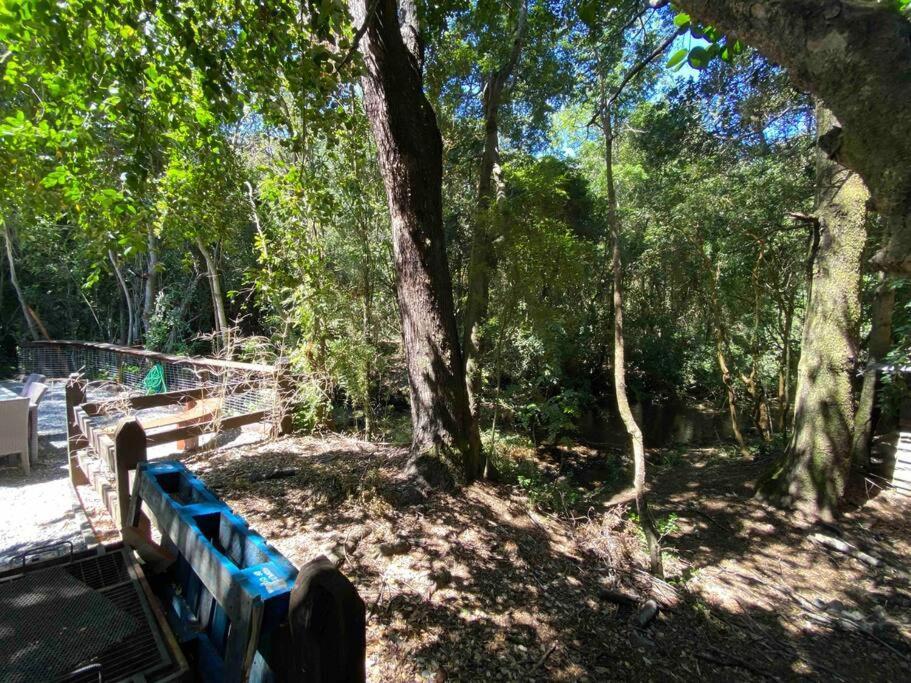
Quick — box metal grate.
[0,567,138,682]
[0,549,180,682]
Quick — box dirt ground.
[160,434,911,682]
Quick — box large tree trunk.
[195,237,230,351]
[601,105,663,577]
[675,0,911,273]
[350,0,481,484]
[757,107,867,520]
[3,222,46,340]
[851,274,895,469]
[462,1,527,418]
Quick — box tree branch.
[335,0,382,73]
[588,29,680,127]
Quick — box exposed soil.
[165,434,911,682]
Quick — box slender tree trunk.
[778,287,796,434]
[601,104,662,577]
[462,1,527,418]
[195,236,230,349]
[3,222,46,340]
[109,250,134,347]
[851,274,895,469]
[708,265,751,457]
[757,106,867,521]
[350,0,481,484]
[143,228,158,337]
[745,250,773,442]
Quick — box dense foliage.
[1,0,906,457]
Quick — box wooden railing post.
[275,358,294,436]
[113,417,147,529]
[65,374,88,486]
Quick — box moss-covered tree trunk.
[757,106,867,520]
[676,0,911,274]
[851,275,895,469]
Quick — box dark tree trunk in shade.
[757,106,867,521]
[349,0,481,483]
[676,0,911,273]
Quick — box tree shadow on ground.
[185,435,911,681]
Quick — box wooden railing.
[19,339,279,391]
[65,374,292,529]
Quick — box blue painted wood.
[135,461,297,682]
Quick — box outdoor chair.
[0,397,31,475]
[19,373,47,397]
[24,381,48,464]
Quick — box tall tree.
[3,222,47,340]
[462,0,528,417]
[350,0,482,484]
[600,103,663,576]
[757,106,867,520]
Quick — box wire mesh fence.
[20,340,287,427]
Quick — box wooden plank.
[144,411,269,447]
[81,383,258,415]
[139,398,221,430]
[77,449,120,525]
[114,419,147,529]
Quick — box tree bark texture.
[757,107,867,520]
[601,107,663,577]
[676,0,911,273]
[462,1,527,418]
[350,0,481,483]
[851,274,895,469]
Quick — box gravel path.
[0,379,269,570]
[0,381,91,570]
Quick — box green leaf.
[687,46,710,70]
[666,49,688,69]
[673,13,690,28]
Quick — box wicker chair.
[24,381,48,464]
[19,373,47,397]
[0,397,31,474]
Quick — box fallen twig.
[529,642,557,674]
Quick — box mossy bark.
[757,106,867,520]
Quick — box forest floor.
[168,433,911,682]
